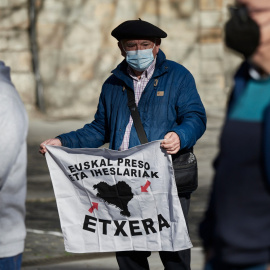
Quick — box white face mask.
[123,43,155,72]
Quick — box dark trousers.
[116,195,191,270]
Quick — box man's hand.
[160,132,180,154]
[39,138,62,155]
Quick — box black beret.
[111,19,167,41]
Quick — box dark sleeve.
[57,89,109,148]
[171,72,207,149]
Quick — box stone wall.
[0,0,242,118]
[197,0,241,118]
[0,0,35,112]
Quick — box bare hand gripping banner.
[45,141,192,253]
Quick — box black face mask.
[225,5,260,58]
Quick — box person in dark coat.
[200,1,270,269]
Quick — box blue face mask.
[124,44,155,72]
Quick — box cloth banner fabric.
[45,140,192,253]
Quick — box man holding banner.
[40,19,206,270]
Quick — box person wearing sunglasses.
[200,1,270,270]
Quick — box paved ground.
[22,248,204,270]
[22,113,223,269]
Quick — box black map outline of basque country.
[93,181,134,217]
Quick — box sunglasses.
[228,4,249,22]
[228,3,270,21]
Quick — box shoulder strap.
[126,87,148,144]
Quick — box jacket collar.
[229,61,270,112]
[111,49,168,89]
[233,61,251,97]
[228,61,251,112]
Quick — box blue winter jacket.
[58,50,206,151]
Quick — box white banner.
[45,140,192,253]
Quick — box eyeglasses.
[228,3,270,21]
[228,4,249,22]
[122,40,156,51]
